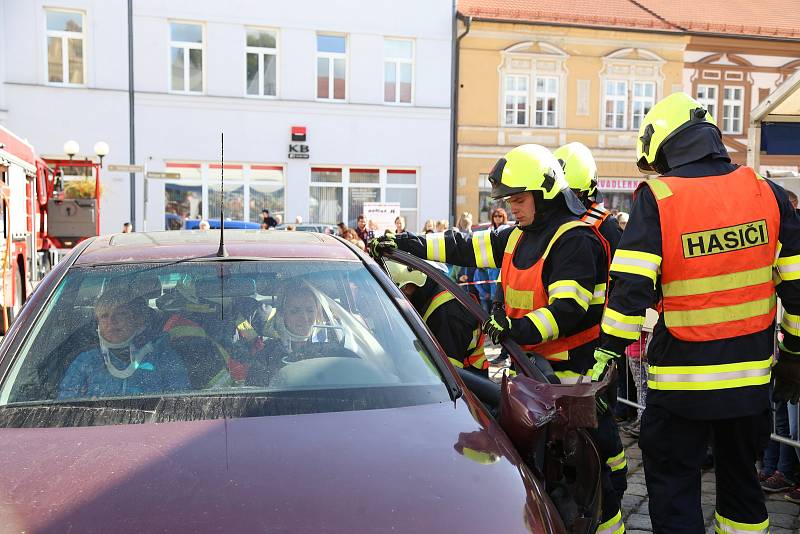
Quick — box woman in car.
[58,287,190,399]
[244,281,332,386]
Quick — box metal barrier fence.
[616,328,800,451]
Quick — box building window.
[631,82,655,130]
[384,39,413,104]
[245,29,277,97]
[722,86,743,134]
[503,75,529,126]
[46,9,85,85]
[317,34,346,100]
[534,76,558,127]
[310,167,418,229]
[603,80,628,130]
[162,162,284,229]
[696,85,718,121]
[478,174,505,223]
[170,22,203,93]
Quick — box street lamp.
[93,141,110,167]
[63,140,80,160]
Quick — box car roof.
[74,230,360,264]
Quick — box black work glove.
[774,343,800,404]
[368,231,397,258]
[482,304,511,345]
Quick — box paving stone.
[635,500,649,516]
[626,447,642,459]
[626,482,648,497]
[626,531,652,534]
[766,499,800,515]
[627,473,646,486]
[622,494,644,513]
[625,513,652,531]
[768,513,798,529]
[770,528,797,534]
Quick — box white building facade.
[0,0,453,233]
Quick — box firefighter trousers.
[639,404,771,534]
[588,411,627,532]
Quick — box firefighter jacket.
[582,202,622,256]
[600,158,800,419]
[409,279,488,371]
[396,208,609,378]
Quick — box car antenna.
[216,131,228,258]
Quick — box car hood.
[0,398,560,533]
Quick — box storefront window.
[309,167,418,229]
[164,183,202,230]
[162,162,284,229]
[249,165,284,223]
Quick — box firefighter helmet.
[554,142,598,199]
[488,144,586,216]
[386,261,427,289]
[636,92,718,173]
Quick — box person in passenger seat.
[243,281,329,386]
[58,287,190,399]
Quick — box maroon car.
[0,230,602,533]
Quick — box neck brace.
[98,325,150,379]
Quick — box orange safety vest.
[581,202,610,230]
[500,221,608,361]
[423,290,488,370]
[645,166,780,341]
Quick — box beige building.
[455,0,800,220]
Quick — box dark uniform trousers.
[639,404,771,534]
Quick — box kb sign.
[288,126,310,159]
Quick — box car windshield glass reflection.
[0,260,446,424]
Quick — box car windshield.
[0,260,447,426]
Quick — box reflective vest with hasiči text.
[500,221,609,361]
[644,166,780,342]
[423,290,488,370]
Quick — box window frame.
[168,20,205,95]
[309,166,418,228]
[383,37,415,105]
[603,79,629,131]
[722,85,744,135]
[533,75,559,128]
[244,27,279,99]
[696,84,718,122]
[44,8,87,87]
[502,74,530,127]
[630,81,656,131]
[315,33,348,102]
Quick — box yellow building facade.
[456,20,688,220]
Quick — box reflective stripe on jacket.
[423,290,488,370]
[645,167,780,342]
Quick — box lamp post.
[63,140,79,160]
[93,141,109,167]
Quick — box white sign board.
[363,202,401,235]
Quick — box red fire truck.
[0,126,102,332]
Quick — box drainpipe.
[449,10,471,224]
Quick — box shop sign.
[598,178,642,191]
[289,126,310,159]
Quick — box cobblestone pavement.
[485,350,800,533]
[619,433,800,534]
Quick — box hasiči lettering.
[681,219,768,258]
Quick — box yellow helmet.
[554,142,598,199]
[636,92,718,173]
[386,260,427,289]
[489,144,586,216]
